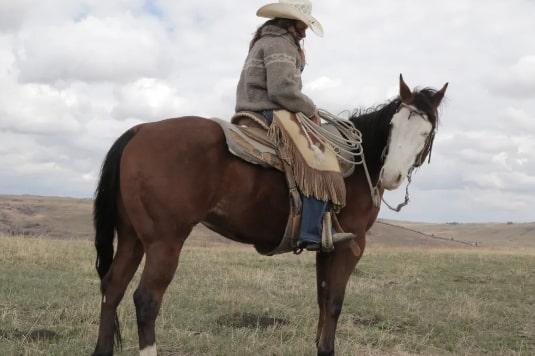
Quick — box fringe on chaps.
[268,111,346,209]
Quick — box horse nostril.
[396,174,402,183]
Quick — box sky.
[0,0,534,223]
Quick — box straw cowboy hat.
[257,0,324,37]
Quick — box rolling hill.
[1,195,533,249]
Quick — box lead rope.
[381,167,414,212]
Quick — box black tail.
[94,128,136,349]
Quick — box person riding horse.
[91,1,448,352]
[236,0,351,252]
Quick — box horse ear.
[432,82,449,108]
[399,74,413,103]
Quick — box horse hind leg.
[93,227,144,356]
[134,235,187,356]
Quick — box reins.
[381,167,413,212]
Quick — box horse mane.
[349,87,440,130]
[348,97,400,136]
[411,87,440,129]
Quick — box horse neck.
[349,101,398,184]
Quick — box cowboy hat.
[257,0,324,37]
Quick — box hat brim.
[257,3,324,37]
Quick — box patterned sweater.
[235,25,316,118]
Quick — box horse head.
[380,75,448,190]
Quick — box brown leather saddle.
[211,112,354,255]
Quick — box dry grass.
[1,236,534,355]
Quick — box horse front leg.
[93,228,144,356]
[315,251,328,346]
[315,238,365,356]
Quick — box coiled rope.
[295,110,382,207]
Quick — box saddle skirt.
[212,112,355,178]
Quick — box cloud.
[0,0,534,223]
[381,187,534,223]
[15,14,173,84]
[0,0,30,32]
[499,107,535,133]
[112,78,190,121]
[490,55,535,98]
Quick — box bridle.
[383,103,436,166]
[378,103,437,212]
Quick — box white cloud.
[499,107,535,134]
[15,14,173,84]
[0,0,534,222]
[0,1,29,32]
[491,55,535,98]
[112,78,190,121]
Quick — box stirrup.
[332,233,356,244]
[321,212,355,252]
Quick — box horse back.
[117,117,230,234]
[117,116,289,246]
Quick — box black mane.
[411,88,440,129]
[349,87,439,129]
[348,98,400,140]
[347,98,399,184]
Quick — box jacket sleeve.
[263,39,316,117]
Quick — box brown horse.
[92,76,447,356]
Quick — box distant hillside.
[1,195,533,249]
[391,220,535,248]
[0,195,93,240]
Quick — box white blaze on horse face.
[140,344,157,356]
[381,106,432,190]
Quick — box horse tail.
[93,128,136,349]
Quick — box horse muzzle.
[380,171,404,190]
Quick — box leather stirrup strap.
[283,161,302,215]
[321,212,335,252]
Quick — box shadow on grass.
[216,312,289,329]
[0,328,58,341]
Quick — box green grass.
[0,236,534,355]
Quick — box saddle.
[212,111,355,255]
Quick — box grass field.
[0,236,534,355]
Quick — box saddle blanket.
[211,112,355,178]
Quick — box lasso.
[295,110,382,207]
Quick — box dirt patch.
[352,314,382,326]
[216,312,288,329]
[0,328,58,341]
[453,275,491,284]
[352,314,415,332]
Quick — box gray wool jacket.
[235,25,316,118]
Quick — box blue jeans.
[258,110,274,125]
[299,196,328,243]
[256,110,327,244]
